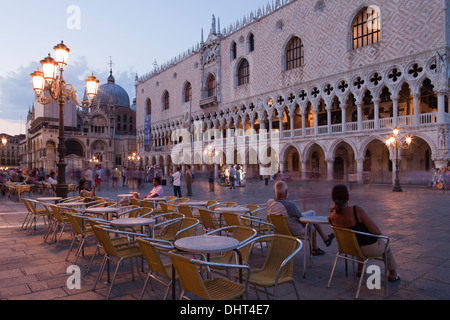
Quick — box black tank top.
[350,206,377,246]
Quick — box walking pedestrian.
[186,165,193,196]
[172,167,182,197]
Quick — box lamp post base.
[392,185,403,192]
[55,184,69,199]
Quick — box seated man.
[135,177,163,199]
[267,181,334,255]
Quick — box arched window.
[184,82,192,102]
[286,37,304,70]
[231,41,237,60]
[248,33,255,52]
[238,59,250,86]
[163,91,170,110]
[352,6,381,49]
[207,74,216,97]
[146,98,152,115]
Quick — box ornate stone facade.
[136,0,450,185]
[20,71,137,180]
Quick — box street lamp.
[128,153,141,168]
[385,127,412,192]
[30,41,99,198]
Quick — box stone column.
[393,96,399,127]
[356,158,365,184]
[326,158,334,182]
[412,93,420,125]
[373,98,380,129]
[341,105,347,133]
[437,91,446,124]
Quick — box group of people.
[267,181,400,282]
[430,166,450,190]
[0,167,56,185]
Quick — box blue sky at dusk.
[0,0,266,135]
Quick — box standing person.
[84,167,93,191]
[229,165,236,189]
[95,167,102,191]
[208,165,215,192]
[172,167,182,198]
[122,167,127,187]
[327,185,400,281]
[185,165,193,196]
[112,168,120,189]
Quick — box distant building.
[0,134,25,168]
[20,69,136,178]
[135,0,450,185]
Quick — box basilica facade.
[135,0,450,185]
[20,70,137,180]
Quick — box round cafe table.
[36,197,62,204]
[182,201,208,208]
[110,217,156,236]
[172,235,241,299]
[84,207,121,220]
[174,235,239,254]
[216,207,251,214]
[299,215,329,278]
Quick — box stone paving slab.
[1,179,450,305]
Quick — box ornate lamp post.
[30,41,99,198]
[385,128,412,192]
[128,152,141,169]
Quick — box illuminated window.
[163,91,170,110]
[184,82,192,102]
[352,7,381,49]
[286,37,304,70]
[237,59,250,86]
[207,74,216,97]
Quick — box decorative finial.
[108,56,114,75]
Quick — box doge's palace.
[136,0,450,185]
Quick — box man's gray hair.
[274,181,288,196]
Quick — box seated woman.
[79,178,95,198]
[327,185,400,281]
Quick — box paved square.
[1,179,450,301]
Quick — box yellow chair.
[136,238,176,300]
[207,226,257,266]
[130,198,141,206]
[169,251,250,300]
[92,225,143,299]
[198,208,223,232]
[327,226,389,299]
[48,205,71,246]
[24,199,50,233]
[85,218,130,274]
[267,214,305,240]
[243,234,302,300]
[178,197,190,204]
[206,200,219,210]
[65,213,96,264]
[153,217,199,242]
[20,198,34,229]
[222,211,244,227]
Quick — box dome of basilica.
[93,71,130,108]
